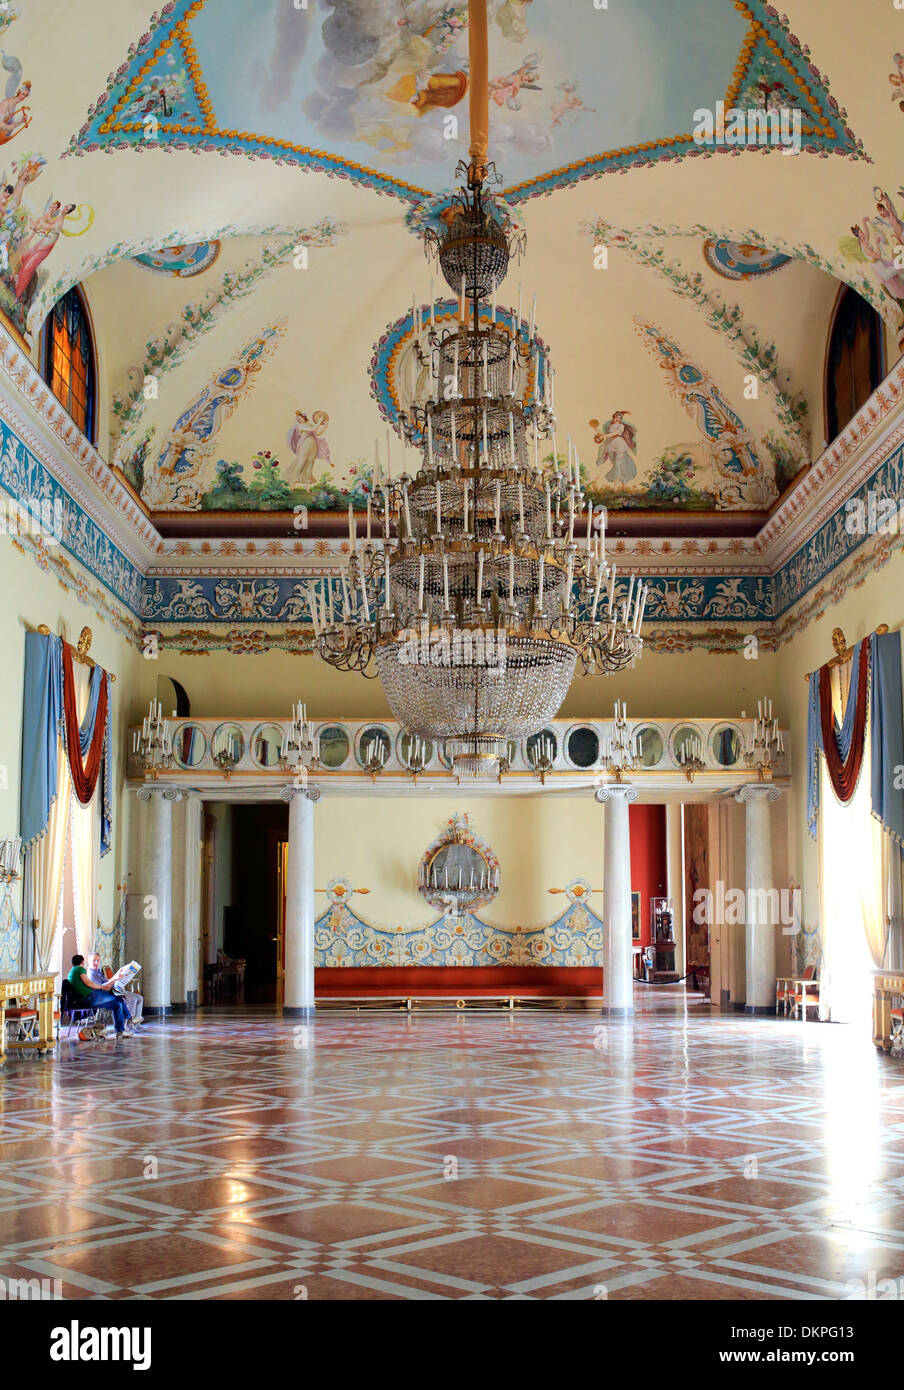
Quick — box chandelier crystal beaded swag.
[311,7,645,780]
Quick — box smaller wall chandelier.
[0,836,22,884]
[745,697,782,780]
[133,699,173,778]
[418,813,499,916]
[280,701,319,774]
[601,701,640,782]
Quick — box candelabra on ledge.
[280,701,319,777]
[211,727,241,780]
[0,836,22,884]
[745,697,783,781]
[600,701,640,783]
[528,731,556,784]
[402,733,429,784]
[133,699,173,779]
[362,733,388,784]
[678,734,706,783]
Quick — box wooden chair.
[775,977,793,1017]
[791,966,820,1021]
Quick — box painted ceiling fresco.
[3,0,903,531]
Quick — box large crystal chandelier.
[311,5,645,780]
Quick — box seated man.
[66,955,133,1037]
[85,952,143,1026]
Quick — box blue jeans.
[85,989,130,1033]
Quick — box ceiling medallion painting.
[68,0,864,202]
[702,237,791,280]
[132,240,221,276]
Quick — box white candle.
[482,339,488,395]
[366,495,372,542]
[495,480,501,532]
[384,548,391,610]
[591,560,604,621]
[538,554,545,610]
[418,553,425,611]
[508,339,515,396]
[383,482,390,540]
[443,553,450,611]
[545,481,552,539]
[565,552,573,607]
[435,481,441,534]
[477,548,484,604]
[460,274,466,323]
[518,481,525,534]
[509,413,516,465]
[482,410,489,463]
[568,492,575,543]
[509,551,515,606]
[403,486,412,538]
[451,407,457,465]
[427,413,434,468]
[386,429,392,481]
[586,501,593,549]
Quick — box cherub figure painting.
[551,80,596,129]
[590,411,637,485]
[839,185,904,313]
[0,53,30,144]
[488,52,541,111]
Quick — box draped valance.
[21,630,113,856]
[807,629,904,845]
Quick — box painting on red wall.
[631,891,641,940]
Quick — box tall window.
[42,287,96,441]
[825,286,884,445]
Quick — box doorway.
[222,802,288,1004]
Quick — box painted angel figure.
[591,411,637,485]
[488,52,541,111]
[0,53,30,143]
[841,186,904,310]
[285,410,330,489]
[551,80,596,129]
[10,196,75,301]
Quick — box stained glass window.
[42,287,96,441]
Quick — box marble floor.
[1,993,903,1301]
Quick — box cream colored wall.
[137,644,780,724]
[776,544,904,941]
[313,795,604,931]
[0,533,144,964]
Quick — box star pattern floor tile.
[1,996,903,1300]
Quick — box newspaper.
[106,960,141,992]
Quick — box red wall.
[629,804,668,949]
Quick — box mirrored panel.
[251,722,284,769]
[710,724,742,767]
[397,731,435,767]
[525,728,558,764]
[635,725,664,768]
[566,725,600,769]
[357,725,391,768]
[211,722,245,766]
[318,724,350,769]
[172,722,207,770]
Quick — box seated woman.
[86,952,143,1026]
[66,955,133,1037]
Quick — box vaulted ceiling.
[8,0,904,535]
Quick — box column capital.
[595,783,638,804]
[735,784,782,804]
[280,783,321,803]
[136,783,183,803]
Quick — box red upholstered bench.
[315,967,603,999]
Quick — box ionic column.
[281,784,319,1018]
[136,785,181,1016]
[737,784,782,1015]
[596,784,638,1015]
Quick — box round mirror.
[211,722,245,765]
[566,725,600,769]
[672,724,704,766]
[357,725,391,768]
[318,724,350,769]
[525,728,558,765]
[172,722,207,769]
[710,724,742,767]
[635,725,664,768]
[397,731,435,767]
[251,722,284,769]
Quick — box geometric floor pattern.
[2,992,904,1301]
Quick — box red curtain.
[61,641,108,806]
[819,645,869,804]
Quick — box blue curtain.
[21,630,113,856]
[20,631,63,848]
[870,630,904,846]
